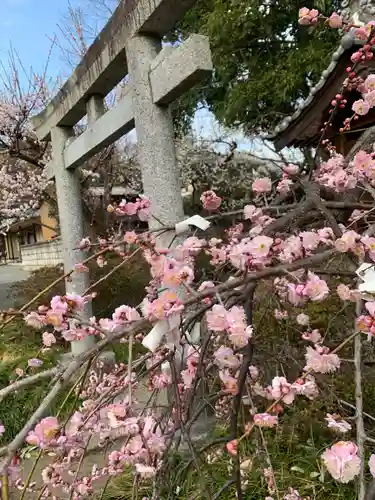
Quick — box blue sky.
[0,0,277,156]
[0,0,69,78]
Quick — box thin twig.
[230,284,255,500]
[0,368,59,403]
[68,435,92,500]
[355,292,366,500]
[83,247,141,295]
[0,246,113,331]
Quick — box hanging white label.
[142,314,181,352]
[356,263,375,293]
[175,215,210,235]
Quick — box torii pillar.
[31,0,213,358]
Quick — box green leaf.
[168,0,340,133]
[310,471,321,478]
[290,466,305,473]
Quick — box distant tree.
[170,0,341,134]
[177,137,281,212]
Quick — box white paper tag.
[185,321,201,344]
[175,215,210,235]
[161,361,171,375]
[142,320,168,352]
[356,263,375,293]
[142,314,181,352]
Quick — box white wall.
[20,239,63,269]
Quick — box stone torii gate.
[31,0,213,356]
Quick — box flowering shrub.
[3,6,375,500]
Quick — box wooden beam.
[31,0,197,141]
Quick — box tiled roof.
[268,32,358,141]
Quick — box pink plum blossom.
[141,290,183,321]
[321,441,361,483]
[26,417,59,448]
[298,7,319,25]
[352,99,370,116]
[302,329,322,343]
[42,332,56,347]
[365,90,375,108]
[115,196,151,220]
[65,293,85,311]
[304,345,340,373]
[279,235,303,263]
[303,272,329,302]
[214,346,240,369]
[354,150,373,173]
[200,190,222,211]
[318,227,334,244]
[253,413,278,428]
[369,454,375,478]
[300,231,320,251]
[270,376,295,404]
[337,284,354,301]
[113,305,141,324]
[287,283,307,306]
[50,295,68,314]
[226,439,238,456]
[292,376,319,400]
[248,235,274,258]
[219,371,238,395]
[124,231,137,244]
[276,178,293,195]
[252,177,272,194]
[25,312,45,329]
[206,304,227,331]
[243,204,263,221]
[135,464,156,478]
[226,306,253,348]
[181,236,206,256]
[229,240,251,270]
[327,12,343,28]
[364,74,375,93]
[335,230,359,253]
[284,164,299,175]
[325,414,352,434]
[28,358,43,368]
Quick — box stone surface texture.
[150,34,213,105]
[126,34,185,242]
[50,126,95,356]
[20,239,63,269]
[31,0,197,140]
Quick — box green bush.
[97,278,368,500]
[3,256,374,499]
[0,254,151,440]
[0,319,65,441]
[8,253,151,318]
